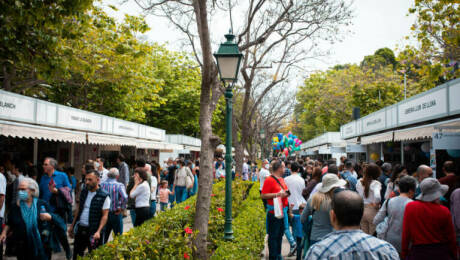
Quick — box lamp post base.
[223,228,234,240]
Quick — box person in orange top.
[401,178,457,260]
[261,160,290,260]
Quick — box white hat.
[416,177,448,202]
[319,174,347,193]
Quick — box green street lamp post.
[260,129,265,160]
[214,31,243,240]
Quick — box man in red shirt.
[261,160,290,260]
[402,178,457,260]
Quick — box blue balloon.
[277,133,283,140]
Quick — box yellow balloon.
[273,137,279,142]
[370,153,379,161]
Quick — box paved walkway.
[261,235,298,260]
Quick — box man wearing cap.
[305,190,399,259]
[402,178,457,259]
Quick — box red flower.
[184,205,191,210]
[184,227,193,234]
[217,207,224,212]
[184,252,190,259]
[210,194,216,197]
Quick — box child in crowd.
[159,180,174,211]
[291,203,306,260]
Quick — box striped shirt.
[305,229,399,260]
[100,178,128,212]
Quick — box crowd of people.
[0,151,458,260]
[260,156,460,260]
[0,154,200,259]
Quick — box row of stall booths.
[301,78,460,178]
[0,89,201,179]
[299,132,348,163]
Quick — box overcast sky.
[103,0,417,71]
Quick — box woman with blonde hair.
[301,174,346,245]
[356,163,382,235]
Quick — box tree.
[44,8,165,122]
[295,54,406,141]
[409,0,459,69]
[230,0,352,173]
[361,48,397,70]
[0,0,93,91]
[143,49,227,136]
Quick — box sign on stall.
[346,144,367,153]
[432,132,460,149]
[0,91,35,122]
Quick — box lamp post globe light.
[214,31,242,241]
[260,129,265,160]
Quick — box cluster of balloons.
[272,132,302,157]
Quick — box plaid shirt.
[100,178,128,212]
[305,229,399,260]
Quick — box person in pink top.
[159,181,174,211]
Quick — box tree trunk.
[2,63,13,91]
[234,142,244,176]
[194,113,214,259]
[192,0,219,259]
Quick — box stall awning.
[136,140,165,150]
[361,131,393,145]
[87,133,137,146]
[185,145,200,152]
[394,118,460,141]
[163,143,184,150]
[345,137,359,143]
[0,121,86,143]
[394,126,433,141]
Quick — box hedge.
[210,183,266,259]
[85,179,254,259]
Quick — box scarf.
[20,198,45,258]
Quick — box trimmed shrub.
[85,180,254,259]
[210,184,266,259]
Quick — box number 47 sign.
[433,132,460,150]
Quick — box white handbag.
[185,169,194,190]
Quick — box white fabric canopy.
[0,122,86,143]
[185,145,201,152]
[360,132,393,145]
[162,143,184,150]
[87,133,137,146]
[136,140,165,150]
[394,126,433,141]
[394,118,460,141]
